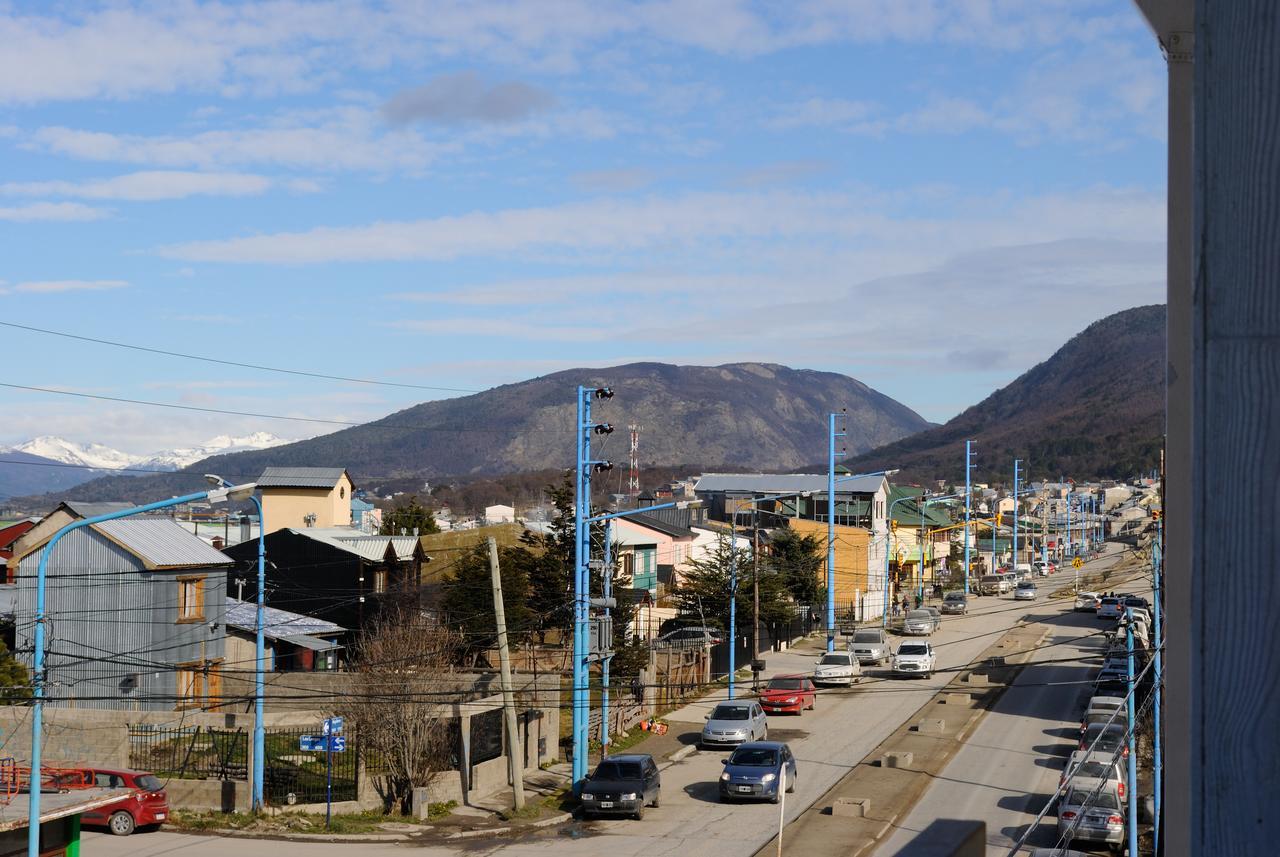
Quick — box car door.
[646,759,660,802]
[753,704,766,738]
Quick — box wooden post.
[487,538,525,811]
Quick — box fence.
[128,725,248,781]
[709,606,819,680]
[263,728,358,806]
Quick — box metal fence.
[128,725,248,781]
[263,728,358,806]
[708,606,819,680]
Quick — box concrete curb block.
[210,829,414,842]
[529,812,574,829]
[446,825,514,840]
[670,744,698,763]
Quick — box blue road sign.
[322,716,344,735]
[299,735,326,751]
[330,735,347,753]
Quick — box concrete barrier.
[915,719,946,735]
[965,673,989,687]
[881,751,914,768]
[832,797,870,818]
[943,693,971,705]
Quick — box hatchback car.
[580,755,661,820]
[902,609,935,635]
[1097,596,1123,620]
[923,606,942,629]
[759,675,816,715]
[892,641,936,678]
[701,701,768,748]
[1014,581,1038,600]
[1075,591,1100,612]
[1057,779,1125,851]
[718,741,797,803]
[812,651,862,686]
[81,769,169,836]
[941,592,968,614]
[848,628,891,665]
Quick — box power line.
[0,320,482,394]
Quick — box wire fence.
[128,725,248,781]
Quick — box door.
[753,705,766,737]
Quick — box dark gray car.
[580,755,661,820]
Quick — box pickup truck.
[847,628,891,665]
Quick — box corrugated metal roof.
[64,501,135,518]
[257,466,350,488]
[91,518,234,569]
[292,528,418,561]
[694,473,887,495]
[281,634,342,651]
[225,597,344,638]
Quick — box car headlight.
[760,773,776,783]
[783,697,797,704]
[720,772,730,782]
[621,793,637,801]
[581,793,595,801]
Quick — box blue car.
[718,741,797,803]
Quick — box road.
[85,568,1125,857]
[875,545,1142,857]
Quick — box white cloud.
[767,97,877,130]
[383,72,557,124]
[0,202,105,222]
[10,279,128,294]
[569,168,656,193]
[0,171,305,201]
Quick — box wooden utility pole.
[487,537,525,810]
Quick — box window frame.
[175,662,205,709]
[176,575,206,623]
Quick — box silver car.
[701,701,767,749]
[940,592,968,614]
[1057,779,1125,849]
[902,609,935,635]
[812,651,862,686]
[848,628,891,665]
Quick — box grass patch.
[497,802,543,821]
[169,803,457,835]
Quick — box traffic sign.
[1072,557,1084,569]
[322,716,344,735]
[330,735,347,753]
[300,734,326,751]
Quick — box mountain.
[0,433,291,501]
[844,305,1165,482]
[10,362,933,506]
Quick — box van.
[979,574,1012,595]
[1015,563,1033,579]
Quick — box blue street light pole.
[28,481,255,857]
[825,413,845,652]
[600,520,613,754]
[572,385,590,790]
[1065,493,1073,557]
[1011,459,1022,569]
[1152,518,1164,853]
[728,508,739,698]
[963,441,972,595]
[1126,606,1139,857]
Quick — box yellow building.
[786,518,873,613]
[258,466,355,531]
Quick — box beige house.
[258,467,355,532]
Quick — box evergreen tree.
[380,496,440,536]
[768,527,824,606]
[0,637,27,703]
[671,536,792,634]
[519,473,576,640]
[439,543,534,665]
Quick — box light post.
[206,475,266,812]
[883,493,919,626]
[1011,459,1022,569]
[917,494,959,601]
[826,412,846,652]
[28,479,255,857]
[963,441,973,594]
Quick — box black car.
[580,754,661,820]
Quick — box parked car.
[655,626,723,649]
[812,651,862,687]
[1097,596,1123,620]
[1080,723,1129,757]
[848,628,891,665]
[941,592,968,614]
[1057,779,1126,851]
[1075,591,1101,612]
[580,755,661,820]
[759,675,817,715]
[80,769,169,836]
[892,641,936,678]
[1014,563,1034,579]
[701,701,768,748]
[1122,596,1150,612]
[902,609,935,636]
[979,574,1012,595]
[1084,695,1127,720]
[1061,750,1127,801]
[718,741,797,804]
[923,606,942,629]
[1014,581,1038,601]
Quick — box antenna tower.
[628,424,640,500]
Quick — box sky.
[0,0,1167,456]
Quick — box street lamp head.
[208,481,257,504]
[204,473,231,488]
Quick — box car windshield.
[712,705,750,720]
[1068,789,1121,810]
[594,761,642,780]
[1074,761,1115,779]
[853,631,882,643]
[906,610,930,619]
[1101,597,1119,604]
[944,594,964,601]
[899,644,928,656]
[729,748,778,767]
[1018,582,1034,588]
[768,678,804,690]
[819,654,850,665]
[135,774,163,791]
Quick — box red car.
[758,674,817,715]
[81,768,169,835]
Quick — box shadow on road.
[682,781,723,804]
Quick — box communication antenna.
[628,424,640,501]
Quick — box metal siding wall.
[16,529,227,712]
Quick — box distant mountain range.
[6,363,932,507]
[0,433,292,499]
[845,304,1165,482]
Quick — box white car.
[848,629,892,665]
[1014,581,1038,600]
[892,642,936,679]
[812,651,862,686]
[1075,591,1100,612]
[1097,596,1123,620]
[902,609,935,635]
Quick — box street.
[85,583,1072,857]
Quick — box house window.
[374,568,387,594]
[176,665,204,709]
[177,577,205,622]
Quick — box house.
[886,487,954,595]
[13,517,231,711]
[784,518,884,618]
[4,502,133,584]
[613,508,698,596]
[350,496,381,533]
[483,504,515,524]
[0,517,37,586]
[257,467,355,531]
[693,472,890,532]
[224,598,344,672]
[222,527,424,631]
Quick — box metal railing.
[128,725,248,781]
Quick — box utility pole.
[826,411,846,652]
[963,440,972,595]
[752,507,761,692]
[487,538,525,811]
[1012,459,1022,569]
[728,509,738,700]
[1125,606,1138,857]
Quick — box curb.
[529,812,574,829]
[670,744,698,763]
[207,828,414,842]
[447,825,513,840]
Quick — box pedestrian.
[631,675,644,705]
[901,596,910,615]
[914,593,923,610]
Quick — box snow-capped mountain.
[6,432,292,473]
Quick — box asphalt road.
[84,564,1130,857]
[875,546,1142,857]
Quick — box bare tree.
[340,606,459,814]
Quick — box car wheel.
[787,776,796,794]
[925,671,932,679]
[761,727,768,741]
[770,790,780,805]
[651,790,660,808]
[108,811,136,836]
[809,696,816,711]
[634,804,645,821]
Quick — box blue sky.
[0,1,1166,455]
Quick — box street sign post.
[322,716,343,736]
[299,735,325,751]
[1072,555,1084,593]
[318,718,345,828]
